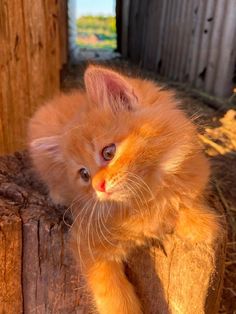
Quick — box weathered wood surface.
[0,0,68,155]
[0,152,226,314]
[58,0,69,67]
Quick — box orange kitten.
[28,66,220,314]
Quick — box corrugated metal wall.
[120,0,236,98]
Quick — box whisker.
[97,203,116,248]
[125,177,152,218]
[76,198,94,268]
[86,199,98,261]
[63,194,89,228]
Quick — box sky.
[76,0,115,17]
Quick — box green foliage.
[76,15,116,50]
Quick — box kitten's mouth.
[96,190,112,200]
[95,186,126,202]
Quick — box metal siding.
[213,0,236,97]
[124,0,236,98]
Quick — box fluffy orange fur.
[28,66,220,314]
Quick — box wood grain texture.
[0,0,29,153]
[0,0,65,155]
[58,0,69,67]
[0,200,22,314]
[0,152,226,314]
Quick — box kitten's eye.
[102,144,116,161]
[79,168,90,182]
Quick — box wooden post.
[0,0,65,155]
[0,0,30,153]
[121,0,130,58]
[58,0,69,67]
[0,152,226,313]
[0,200,22,314]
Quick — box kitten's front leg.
[86,259,142,314]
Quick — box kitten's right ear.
[29,136,62,162]
[84,66,138,112]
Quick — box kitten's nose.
[96,180,106,193]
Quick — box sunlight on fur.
[28,65,220,314]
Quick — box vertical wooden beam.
[45,0,60,95]
[22,0,48,117]
[143,0,162,70]
[0,202,22,313]
[0,0,63,154]
[58,0,69,67]
[0,0,30,154]
[121,0,130,58]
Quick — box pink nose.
[96,180,106,192]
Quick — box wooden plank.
[0,151,227,314]
[0,0,62,154]
[0,0,30,154]
[45,0,60,96]
[58,0,68,67]
[127,0,148,65]
[22,0,48,118]
[143,0,162,70]
[0,201,22,314]
[116,0,122,53]
[7,0,30,152]
[121,0,130,57]
[0,0,11,153]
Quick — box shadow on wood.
[0,152,226,314]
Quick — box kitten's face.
[30,66,207,209]
[61,105,158,204]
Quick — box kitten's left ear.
[30,136,62,162]
[84,66,138,112]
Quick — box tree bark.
[0,152,226,314]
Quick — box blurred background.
[76,0,116,50]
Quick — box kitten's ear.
[30,136,62,162]
[84,66,138,112]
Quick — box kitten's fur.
[28,66,220,314]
